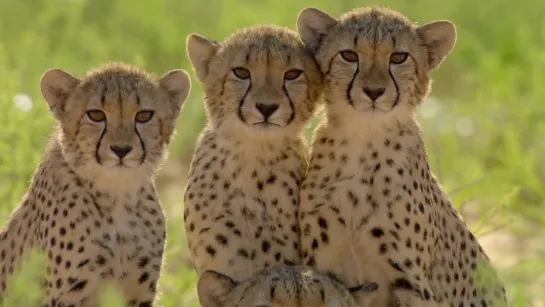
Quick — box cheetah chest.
[87,198,165,290]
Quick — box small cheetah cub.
[183,25,322,287]
[198,265,379,307]
[297,6,508,307]
[0,63,190,306]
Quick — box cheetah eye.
[87,110,106,122]
[135,110,154,123]
[232,67,251,80]
[390,52,409,64]
[340,50,359,62]
[284,69,302,81]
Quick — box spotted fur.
[296,6,508,307]
[183,25,323,287]
[0,62,190,306]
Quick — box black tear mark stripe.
[282,82,296,125]
[325,55,335,75]
[237,80,252,123]
[346,58,359,106]
[96,87,108,164]
[95,120,107,165]
[388,62,400,108]
[135,119,147,164]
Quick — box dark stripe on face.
[136,93,141,106]
[389,34,401,108]
[237,81,252,123]
[96,125,107,165]
[346,58,359,106]
[388,62,401,108]
[135,120,147,164]
[282,80,296,125]
[95,89,108,165]
[219,74,226,96]
[325,55,335,75]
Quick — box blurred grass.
[0,0,544,306]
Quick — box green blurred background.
[0,0,544,306]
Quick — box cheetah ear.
[158,69,191,110]
[40,68,80,117]
[297,7,338,54]
[348,282,379,307]
[417,20,457,70]
[186,33,220,82]
[198,270,238,307]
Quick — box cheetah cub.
[297,6,508,307]
[0,63,190,306]
[183,25,323,287]
[198,264,378,307]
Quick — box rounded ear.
[40,68,80,116]
[348,282,379,307]
[198,270,238,307]
[157,69,191,110]
[297,7,338,54]
[186,34,220,82]
[416,20,457,70]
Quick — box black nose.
[363,87,385,101]
[110,145,132,159]
[256,103,279,119]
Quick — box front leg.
[41,234,107,307]
[121,249,163,307]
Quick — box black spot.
[317,217,328,229]
[138,257,149,268]
[69,280,88,292]
[262,241,271,253]
[138,272,149,284]
[206,246,216,257]
[95,255,107,266]
[216,234,228,246]
[371,227,384,238]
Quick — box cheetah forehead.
[79,62,158,93]
[245,266,344,296]
[335,7,418,47]
[216,25,312,68]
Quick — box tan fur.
[197,265,378,307]
[0,62,190,306]
[183,25,323,287]
[297,6,508,307]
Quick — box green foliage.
[0,250,46,307]
[0,0,543,306]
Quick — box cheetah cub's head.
[40,62,190,185]
[186,25,323,140]
[297,6,456,126]
[198,265,378,307]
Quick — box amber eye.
[232,67,251,79]
[284,69,302,81]
[340,50,359,62]
[390,52,409,64]
[87,110,106,122]
[135,110,154,123]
